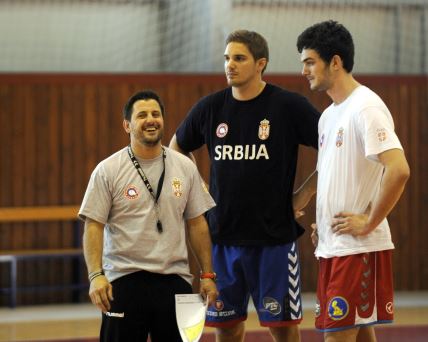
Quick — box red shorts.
[315,250,394,332]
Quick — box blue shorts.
[206,242,302,327]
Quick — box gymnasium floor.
[0,292,427,342]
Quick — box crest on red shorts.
[328,296,349,320]
[386,301,393,314]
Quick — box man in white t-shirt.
[296,21,410,342]
[79,90,217,342]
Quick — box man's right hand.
[311,223,318,248]
[89,276,113,313]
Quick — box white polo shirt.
[315,86,403,258]
[79,146,216,284]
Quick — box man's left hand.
[199,279,218,307]
[331,212,370,236]
[293,191,310,219]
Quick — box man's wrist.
[200,271,217,282]
[88,269,104,282]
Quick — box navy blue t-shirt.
[176,84,320,245]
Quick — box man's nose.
[226,59,235,69]
[301,66,307,76]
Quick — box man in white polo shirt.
[296,20,410,342]
[79,90,217,342]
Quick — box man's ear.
[257,57,267,73]
[330,55,343,71]
[123,119,131,133]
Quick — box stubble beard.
[135,126,164,147]
[141,130,163,147]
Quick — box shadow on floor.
[26,325,428,342]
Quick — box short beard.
[141,130,163,147]
[142,139,160,147]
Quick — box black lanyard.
[127,145,166,233]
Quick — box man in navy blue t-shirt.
[170,30,319,342]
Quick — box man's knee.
[269,325,300,342]
[216,322,245,342]
[325,327,359,342]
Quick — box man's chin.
[310,83,322,91]
[141,134,163,147]
[226,77,241,87]
[143,138,161,146]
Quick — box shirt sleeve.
[175,98,208,152]
[357,106,403,161]
[291,94,321,149]
[78,164,112,224]
[183,165,216,220]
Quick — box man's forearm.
[365,154,410,232]
[293,169,317,215]
[295,169,317,197]
[187,215,214,273]
[83,218,104,274]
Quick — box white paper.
[175,294,208,342]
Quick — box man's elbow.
[395,161,410,185]
[401,163,410,183]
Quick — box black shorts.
[100,270,192,342]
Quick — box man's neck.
[232,80,266,101]
[130,140,163,159]
[327,74,360,105]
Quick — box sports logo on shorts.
[320,133,325,148]
[263,297,282,315]
[124,185,139,200]
[105,311,125,318]
[258,119,270,140]
[328,296,349,320]
[315,299,321,317]
[216,123,228,138]
[214,300,224,311]
[172,177,183,197]
[336,127,344,147]
[386,301,394,314]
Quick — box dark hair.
[123,90,165,121]
[226,29,269,73]
[296,20,355,73]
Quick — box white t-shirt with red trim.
[315,86,403,258]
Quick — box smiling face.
[300,48,333,92]
[123,99,164,147]
[224,42,266,88]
